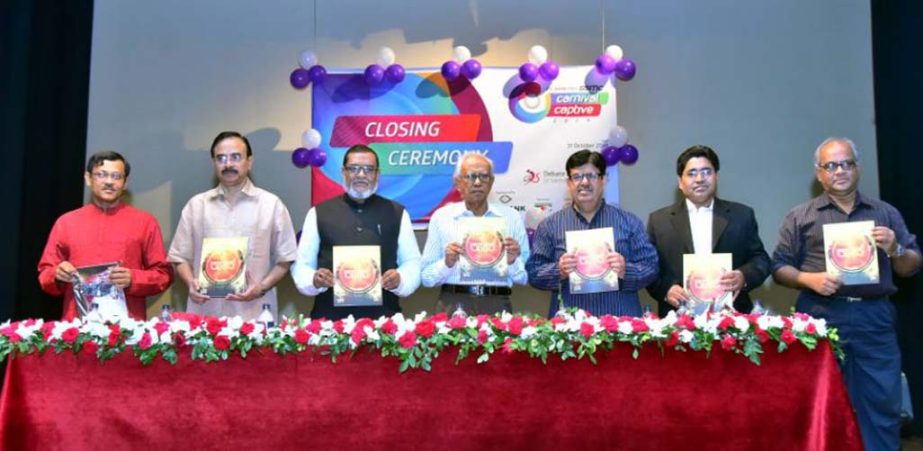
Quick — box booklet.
[566,227,619,294]
[823,221,879,286]
[73,261,128,319]
[457,216,508,285]
[333,245,383,307]
[198,236,249,298]
[683,253,733,314]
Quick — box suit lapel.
[712,198,728,251]
[670,201,694,254]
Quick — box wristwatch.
[889,243,905,258]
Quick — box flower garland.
[0,310,839,372]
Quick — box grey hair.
[814,137,860,164]
[453,152,494,178]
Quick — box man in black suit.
[646,145,770,316]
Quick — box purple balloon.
[385,64,405,83]
[519,63,539,82]
[308,148,328,167]
[289,68,310,89]
[441,61,461,81]
[602,146,620,166]
[292,147,311,168]
[595,54,617,74]
[461,59,482,79]
[308,65,327,84]
[365,64,385,86]
[539,61,560,80]
[296,230,302,244]
[614,59,636,81]
[618,144,639,165]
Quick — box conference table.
[0,342,860,450]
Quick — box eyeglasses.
[568,172,601,182]
[91,171,124,181]
[817,159,857,173]
[684,168,715,179]
[461,173,492,183]
[215,153,245,164]
[344,165,377,175]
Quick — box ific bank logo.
[509,83,609,123]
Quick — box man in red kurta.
[37,151,173,320]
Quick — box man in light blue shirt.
[420,153,529,314]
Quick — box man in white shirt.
[420,153,529,315]
[646,145,771,316]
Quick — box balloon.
[605,45,624,61]
[302,129,322,149]
[385,64,405,83]
[618,144,639,165]
[364,64,385,85]
[308,148,327,167]
[461,59,482,79]
[595,54,616,74]
[289,68,310,89]
[602,146,620,166]
[519,63,539,82]
[608,126,629,148]
[614,59,636,81]
[528,45,548,65]
[441,61,461,81]
[292,147,311,168]
[453,45,471,63]
[539,61,559,80]
[308,65,327,84]
[298,50,318,69]
[377,47,396,66]
[296,230,302,244]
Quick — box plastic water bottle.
[86,302,102,323]
[751,299,768,315]
[452,303,468,319]
[676,300,688,316]
[642,304,653,318]
[160,304,172,322]
[257,304,275,329]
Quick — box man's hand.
[607,252,626,279]
[55,261,77,283]
[665,284,689,308]
[381,269,401,291]
[798,272,842,296]
[558,253,576,279]
[720,270,745,293]
[109,266,132,289]
[187,280,210,304]
[872,226,898,255]
[313,268,334,289]
[504,237,521,265]
[444,242,463,268]
[226,274,263,302]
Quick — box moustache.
[221,169,239,175]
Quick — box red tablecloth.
[0,343,860,450]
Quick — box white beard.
[344,180,378,200]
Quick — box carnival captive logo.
[509,83,609,123]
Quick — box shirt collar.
[452,201,501,219]
[685,198,714,213]
[209,178,256,199]
[815,191,869,211]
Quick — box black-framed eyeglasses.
[91,171,125,181]
[817,160,857,173]
[214,153,245,164]
[461,173,492,183]
[568,172,601,182]
[344,165,377,175]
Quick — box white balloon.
[298,50,318,69]
[302,129,322,149]
[527,45,548,65]
[452,46,471,63]
[605,45,624,61]
[609,126,629,148]
[377,47,396,66]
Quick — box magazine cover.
[823,221,879,285]
[683,253,733,314]
[198,236,249,298]
[333,245,383,307]
[566,227,618,294]
[73,261,127,318]
[457,216,508,284]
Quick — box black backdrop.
[2,0,922,435]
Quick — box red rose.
[754,328,769,344]
[213,335,231,350]
[381,319,397,334]
[333,320,345,334]
[414,320,436,338]
[580,322,595,339]
[781,329,797,345]
[476,315,489,327]
[447,315,467,330]
[793,312,810,321]
[239,322,255,336]
[187,317,203,330]
[154,321,170,335]
[805,323,817,335]
[507,317,524,336]
[528,318,544,327]
[138,332,153,350]
[355,318,375,332]
[490,317,507,331]
[600,315,618,332]
[108,330,121,347]
[23,319,37,327]
[501,337,514,354]
[550,316,566,327]
[306,321,322,334]
[350,327,366,345]
[781,317,793,329]
[676,315,696,330]
[717,316,736,331]
[0,327,13,338]
[477,329,488,345]
[82,340,98,355]
[174,332,187,348]
[630,318,648,333]
[206,318,225,336]
[398,331,417,349]
[41,322,55,341]
[294,329,309,345]
[720,335,737,351]
[8,333,22,343]
[664,331,679,348]
[431,312,448,323]
[61,327,80,345]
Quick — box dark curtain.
[0,0,93,324]
[871,0,923,436]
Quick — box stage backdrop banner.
[310,66,619,228]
